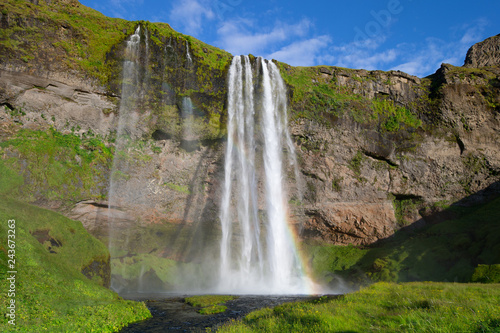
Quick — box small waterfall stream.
[108,26,142,292]
[185,41,193,68]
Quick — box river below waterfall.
[119,294,332,332]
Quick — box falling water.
[113,26,141,142]
[185,41,193,68]
[108,26,142,292]
[181,96,194,142]
[218,56,309,294]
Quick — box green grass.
[277,64,367,126]
[0,0,135,83]
[392,196,423,227]
[471,265,500,284]
[0,127,112,203]
[276,63,422,137]
[185,295,237,308]
[348,150,364,176]
[302,244,366,284]
[218,282,500,332]
[106,221,218,291]
[371,99,422,132]
[111,253,198,288]
[0,196,151,332]
[199,304,228,315]
[165,182,191,194]
[185,295,237,315]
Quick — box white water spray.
[186,41,193,68]
[108,26,142,292]
[181,96,194,141]
[218,56,309,294]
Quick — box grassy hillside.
[219,193,500,332]
[0,192,151,331]
[0,0,135,83]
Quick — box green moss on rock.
[0,127,112,204]
[471,265,500,283]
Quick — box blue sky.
[79,0,499,77]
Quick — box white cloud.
[325,39,397,71]
[215,18,315,57]
[391,38,447,76]
[391,21,490,77]
[267,35,331,66]
[458,18,488,46]
[168,0,215,36]
[108,0,144,19]
[316,19,491,77]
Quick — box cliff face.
[1,0,499,251]
[288,63,500,245]
[464,34,500,68]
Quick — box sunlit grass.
[218,282,500,332]
[0,197,151,332]
[185,295,237,315]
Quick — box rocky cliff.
[464,34,500,68]
[1,0,499,259]
[284,61,500,245]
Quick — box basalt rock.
[303,202,397,246]
[464,34,500,68]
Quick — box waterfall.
[108,25,141,201]
[218,56,309,294]
[185,41,193,68]
[181,96,194,141]
[114,26,141,142]
[108,26,142,292]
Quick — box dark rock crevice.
[362,149,398,167]
[455,135,466,155]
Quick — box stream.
[119,294,328,332]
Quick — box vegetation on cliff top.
[0,0,231,86]
[276,63,423,135]
[0,0,135,83]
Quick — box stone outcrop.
[0,69,118,137]
[303,202,396,245]
[464,34,500,68]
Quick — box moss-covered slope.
[0,194,151,331]
[0,0,230,83]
